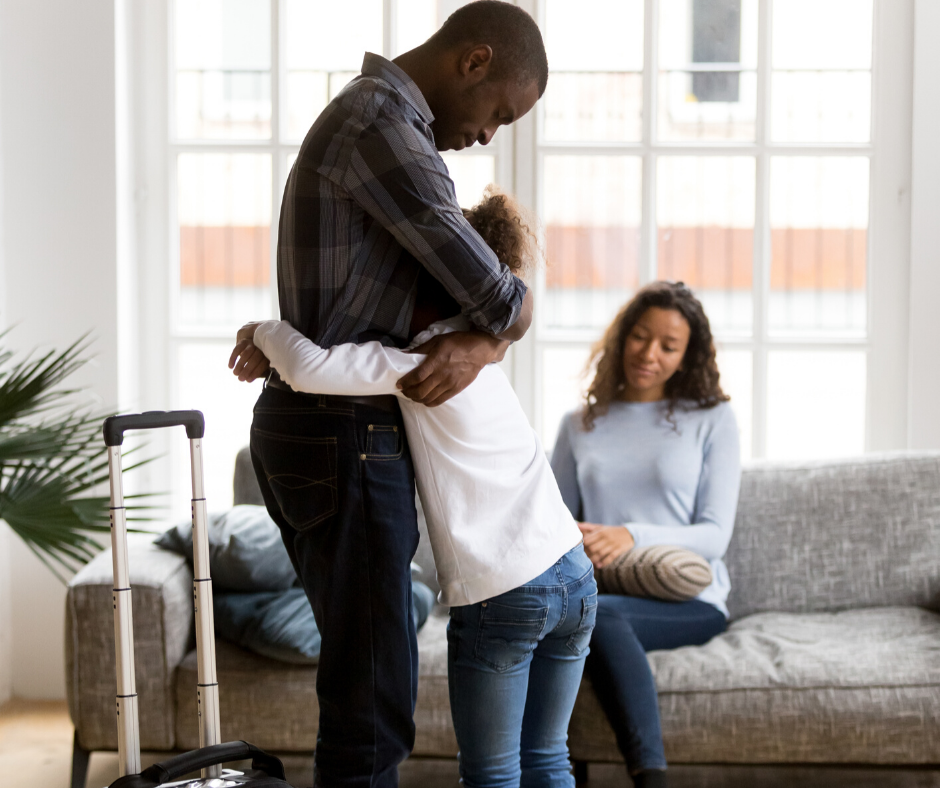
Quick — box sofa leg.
[573,760,588,785]
[70,731,90,788]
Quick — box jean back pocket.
[474,599,548,672]
[252,428,338,531]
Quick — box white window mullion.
[751,0,772,459]
[867,0,914,451]
[384,0,395,58]
[639,0,658,286]
[271,0,283,319]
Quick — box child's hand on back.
[229,322,271,382]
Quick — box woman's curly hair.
[463,186,540,282]
[582,281,729,431]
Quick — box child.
[230,188,596,788]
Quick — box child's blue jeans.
[446,544,597,788]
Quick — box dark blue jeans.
[586,596,727,774]
[250,385,419,787]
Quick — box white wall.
[0,527,11,706]
[0,8,10,706]
[0,0,119,699]
[908,0,940,449]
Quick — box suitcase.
[103,411,294,788]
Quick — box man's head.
[400,1,548,151]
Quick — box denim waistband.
[511,544,593,594]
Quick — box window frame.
[510,0,912,459]
[132,0,913,511]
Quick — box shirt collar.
[361,52,434,125]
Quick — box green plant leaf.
[0,333,157,582]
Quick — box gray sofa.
[66,450,940,787]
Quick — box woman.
[550,281,741,788]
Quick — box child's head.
[463,186,540,282]
[410,186,540,337]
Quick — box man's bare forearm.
[495,288,533,343]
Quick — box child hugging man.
[230,189,596,788]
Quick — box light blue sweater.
[550,400,741,616]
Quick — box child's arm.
[251,320,424,397]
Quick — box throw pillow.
[155,505,297,592]
[595,545,713,601]
[214,580,436,665]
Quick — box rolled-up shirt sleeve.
[342,112,526,335]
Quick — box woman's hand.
[228,322,270,382]
[579,523,635,569]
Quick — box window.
[532,0,881,463]
[149,0,905,513]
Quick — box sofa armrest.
[66,533,193,752]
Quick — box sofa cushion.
[727,453,940,618]
[414,610,458,757]
[176,607,451,753]
[176,640,319,752]
[156,505,298,592]
[177,606,940,764]
[569,606,940,765]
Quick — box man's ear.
[458,44,494,84]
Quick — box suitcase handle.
[109,741,286,787]
[103,410,205,446]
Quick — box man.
[242,2,548,785]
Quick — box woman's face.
[620,307,691,402]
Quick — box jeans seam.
[355,451,379,784]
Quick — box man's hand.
[397,331,509,407]
[579,522,635,569]
[228,322,270,383]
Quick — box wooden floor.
[2,699,939,788]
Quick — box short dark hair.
[432,1,549,96]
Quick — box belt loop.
[317,394,326,408]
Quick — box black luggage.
[103,411,294,787]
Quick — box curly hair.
[582,281,729,431]
[463,186,540,282]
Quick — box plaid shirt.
[277,53,526,349]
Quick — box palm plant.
[0,333,149,582]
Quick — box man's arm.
[395,287,531,405]
[497,287,532,342]
[344,113,527,338]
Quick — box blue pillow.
[155,505,297,592]
[214,580,437,665]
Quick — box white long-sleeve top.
[254,317,583,607]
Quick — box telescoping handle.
[103,410,205,446]
[103,410,222,781]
